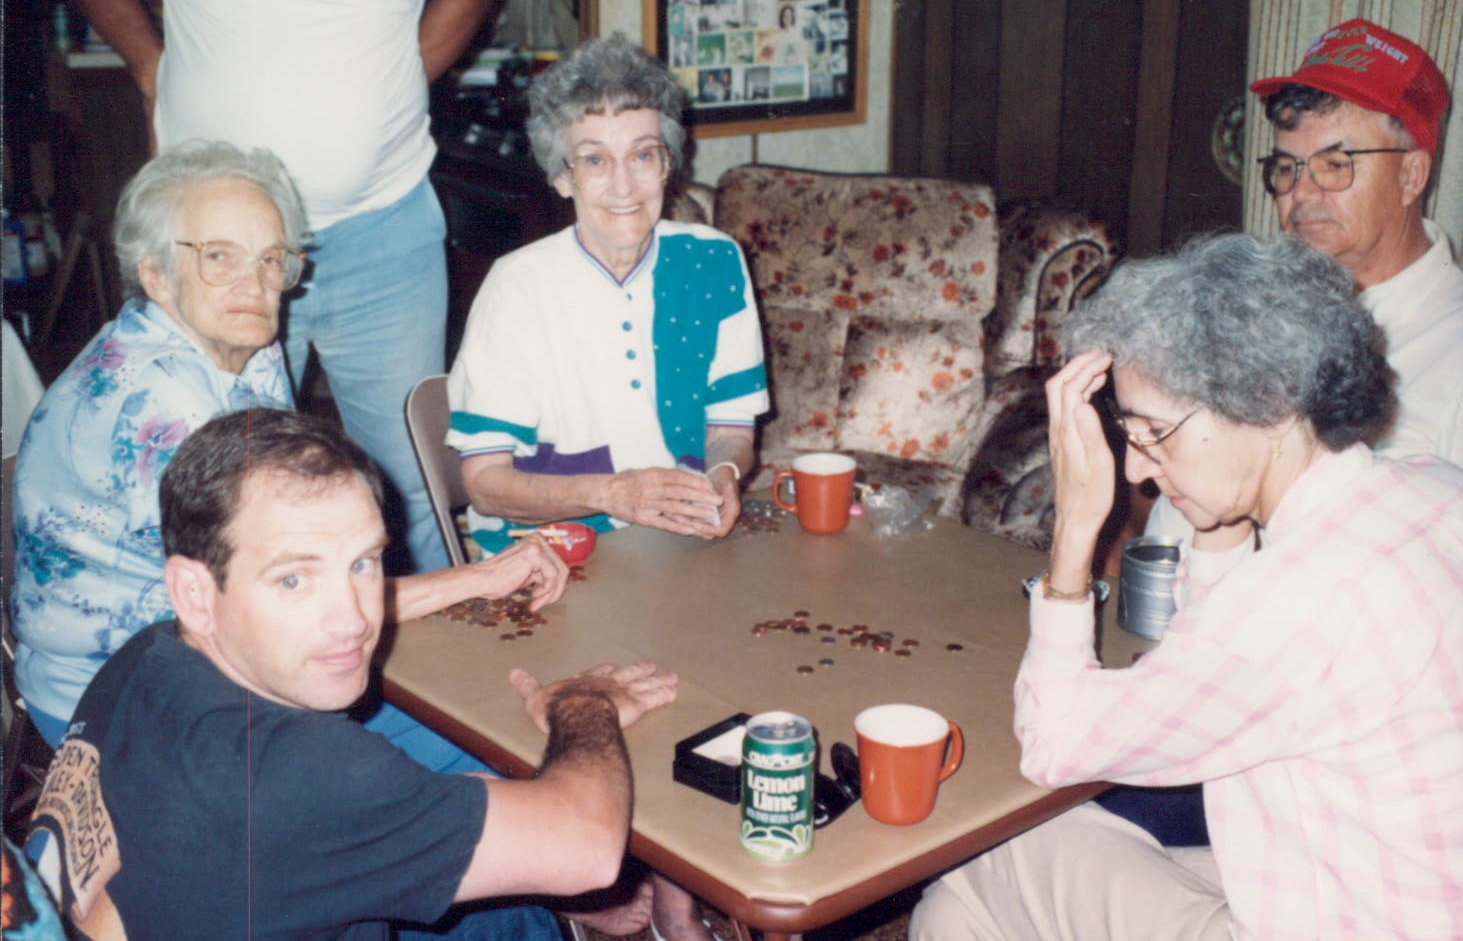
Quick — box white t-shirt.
[1359,219,1463,465]
[155,0,436,231]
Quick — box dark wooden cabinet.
[46,54,150,316]
[427,98,573,360]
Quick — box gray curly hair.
[526,32,687,184]
[1064,232,1395,451]
[113,139,308,300]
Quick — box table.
[383,505,1147,940]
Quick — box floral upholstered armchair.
[960,202,1121,548]
[702,165,1117,548]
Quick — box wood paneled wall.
[892,0,1249,258]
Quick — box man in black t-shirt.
[25,408,679,940]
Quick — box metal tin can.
[740,711,816,861]
[1117,536,1183,639]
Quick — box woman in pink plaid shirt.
[914,233,1463,940]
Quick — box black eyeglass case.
[673,712,751,805]
[672,712,860,827]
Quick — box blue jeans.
[27,703,69,750]
[395,904,562,941]
[283,178,450,574]
[362,701,493,776]
[1095,784,1209,847]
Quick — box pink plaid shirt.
[1018,446,1463,939]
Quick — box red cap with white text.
[1249,18,1450,155]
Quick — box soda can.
[740,711,816,861]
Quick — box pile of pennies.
[439,588,549,640]
[748,609,965,675]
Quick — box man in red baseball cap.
[1249,19,1463,467]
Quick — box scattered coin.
[743,608,941,664]
[735,499,788,534]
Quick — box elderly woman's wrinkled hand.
[1047,350,1117,541]
[701,464,742,538]
[603,467,728,537]
[470,532,570,611]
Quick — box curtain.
[1244,1,1463,247]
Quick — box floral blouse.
[9,299,291,723]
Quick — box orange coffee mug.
[772,453,857,534]
[854,704,964,825]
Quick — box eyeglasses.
[563,144,669,189]
[175,240,307,291]
[1102,395,1200,461]
[1256,147,1412,197]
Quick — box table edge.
[384,677,1107,934]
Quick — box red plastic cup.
[540,522,596,564]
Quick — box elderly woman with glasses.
[911,233,1463,940]
[444,33,763,941]
[446,34,769,559]
[11,139,570,755]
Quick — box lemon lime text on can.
[740,711,815,861]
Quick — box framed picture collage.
[648,0,866,136]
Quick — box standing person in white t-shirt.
[78,0,491,580]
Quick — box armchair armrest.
[666,181,717,226]
[961,203,1118,546]
[983,202,1119,385]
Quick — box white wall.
[596,0,895,186]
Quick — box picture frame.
[643,0,869,139]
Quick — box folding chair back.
[405,375,472,567]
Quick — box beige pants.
[910,802,1232,941]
